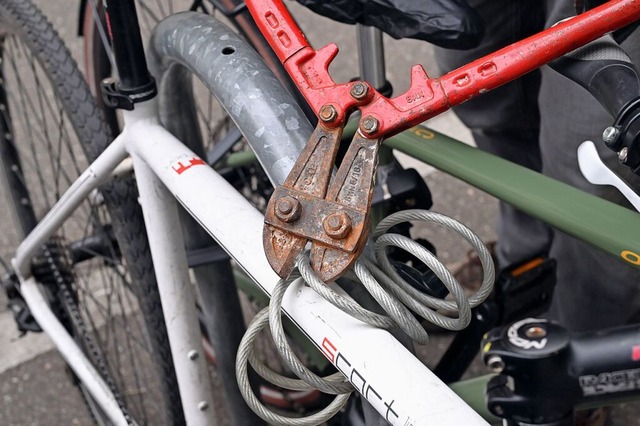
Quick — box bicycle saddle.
[295,0,484,49]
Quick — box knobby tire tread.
[0,0,184,423]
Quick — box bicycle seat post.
[101,0,158,110]
[357,25,387,91]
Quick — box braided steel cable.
[236,279,352,426]
[237,209,495,424]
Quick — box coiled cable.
[237,209,495,425]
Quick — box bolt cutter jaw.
[263,123,381,282]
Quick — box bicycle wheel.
[84,0,322,417]
[0,0,183,424]
[83,2,327,424]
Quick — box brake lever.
[578,140,640,212]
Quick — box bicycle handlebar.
[549,30,640,174]
[550,34,640,117]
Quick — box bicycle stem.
[247,0,640,138]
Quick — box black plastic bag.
[295,0,484,49]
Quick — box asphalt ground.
[1,1,636,425]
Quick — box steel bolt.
[619,147,629,163]
[198,401,209,411]
[350,82,369,100]
[188,350,199,360]
[319,105,338,123]
[323,211,352,239]
[524,325,547,339]
[274,196,302,223]
[361,116,379,135]
[602,126,620,145]
[486,355,505,373]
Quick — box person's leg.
[540,1,640,331]
[434,0,551,268]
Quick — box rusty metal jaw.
[263,124,382,282]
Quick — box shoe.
[450,241,497,293]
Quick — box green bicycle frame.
[385,125,640,270]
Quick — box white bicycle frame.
[12,13,488,426]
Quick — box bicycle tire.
[82,2,333,423]
[82,1,329,422]
[0,0,184,424]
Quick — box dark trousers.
[435,0,640,332]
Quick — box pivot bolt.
[274,196,302,223]
[619,147,629,163]
[319,105,338,123]
[602,126,620,146]
[350,82,369,100]
[323,211,352,239]
[361,116,379,135]
[524,325,547,339]
[486,355,505,373]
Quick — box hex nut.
[319,105,338,123]
[361,116,379,135]
[323,211,352,239]
[350,82,369,100]
[274,196,302,223]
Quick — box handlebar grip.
[549,34,640,117]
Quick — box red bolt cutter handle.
[249,0,640,137]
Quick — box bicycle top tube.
[247,0,640,138]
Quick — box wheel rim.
[0,26,172,424]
